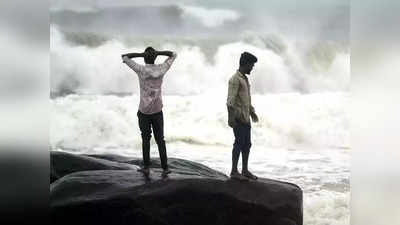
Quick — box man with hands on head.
[121,47,177,177]
[227,51,259,181]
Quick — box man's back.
[123,53,177,114]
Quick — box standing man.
[121,47,177,177]
[227,52,259,180]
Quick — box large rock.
[87,154,227,179]
[50,151,303,225]
[50,151,138,183]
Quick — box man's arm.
[227,77,240,128]
[156,51,174,57]
[159,51,177,74]
[121,52,145,59]
[121,52,145,74]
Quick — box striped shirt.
[123,52,177,114]
[227,70,256,125]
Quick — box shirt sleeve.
[227,76,240,108]
[249,88,255,114]
[122,56,144,75]
[159,52,177,74]
[250,105,256,114]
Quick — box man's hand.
[251,112,259,123]
[228,106,238,128]
[228,115,237,128]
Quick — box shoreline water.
[55,145,350,225]
[51,91,349,225]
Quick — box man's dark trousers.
[137,110,168,170]
[232,122,252,171]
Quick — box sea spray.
[51,93,349,150]
[51,26,349,95]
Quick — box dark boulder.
[51,152,303,225]
[50,151,138,183]
[88,153,227,179]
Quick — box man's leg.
[241,124,251,172]
[151,111,169,172]
[231,123,247,180]
[241,124,257,180]
[137,111,152,170]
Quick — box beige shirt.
[226,71,256,125]
[123,53,177,114]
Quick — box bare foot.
[161,168,171,177]
[242,170,258,180]
[138,168,150,177]
[230,171,249,181]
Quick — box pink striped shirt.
[123,52,177,114]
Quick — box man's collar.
[237,70,247,79]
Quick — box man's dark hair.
[145,46,155,52]
[240,52,258,67]
[144,46,156,64]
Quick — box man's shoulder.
[229,72,243,82]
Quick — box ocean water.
[51,1,350,224]
[51,93,350,225]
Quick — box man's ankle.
[230,169,239,175]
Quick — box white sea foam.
[304,191,350,225]
[50,93,349,150]
[50,26,349,95]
